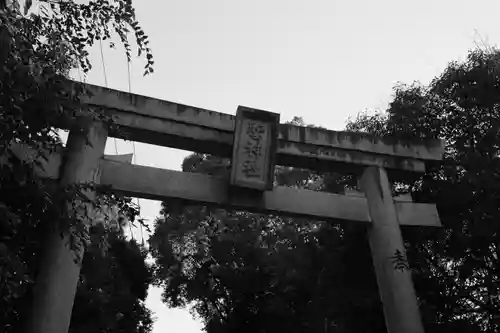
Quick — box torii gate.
[21,81,443,333]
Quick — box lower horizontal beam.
[7,144,441,227]
[99,160,441,227]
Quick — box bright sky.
[76,0,500,332]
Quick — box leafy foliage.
[347,48,500,332]
[150,122,385,333]
[71,231,154,333]
[1,0,154,332]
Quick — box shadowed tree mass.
[150,48,500,333]
[1,0,154,332]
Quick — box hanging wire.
[127,52,132,93]
[77,65,83,83]
[140,219,144,246]
[129,221,134,240]
[132,137,144,245]
[99,39,120,156]
[78,62,86,84]
[99,39,108,87]
[124,37,144,246]
[99,37,136,241]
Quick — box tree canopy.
[150,48,500,333]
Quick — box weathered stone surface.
[99,160,441,227]
[230,106,280,190]
[8,145,441,227]
[360,166,425,333]
[72,81,444,174]
[278,124,443,160]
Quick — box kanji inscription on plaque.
[230,106,280,190]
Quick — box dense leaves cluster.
[71,231,154,333]
[1,0,154,332]
[150,121,385,333]
[151,48,500,333]
[349,48,500,332]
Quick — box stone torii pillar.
[360,167,424,333]
[25,120,108,333]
